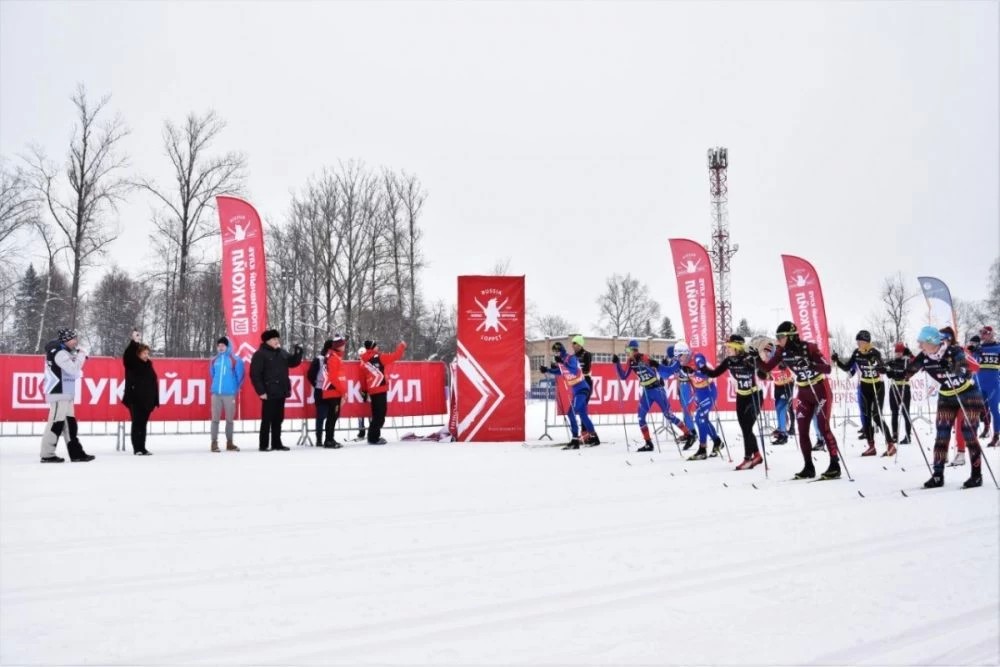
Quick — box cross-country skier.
[541,341,599,449]
[832,330,893,457]
[758,321,841,480]
[883,342,914,445]
[905,326,985,488]
[672,342,698,445]
[570,335,593,390]
[974,326,999,447]
[965,335,992,440]
[680,353,723,460]
[612,339,692,452]
[698,334,764,469]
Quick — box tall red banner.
[781,255,831,358]
[668,239,717,360]
[0,355,446,422]
[217,196,268,363]
[455,276,525,442]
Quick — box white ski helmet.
[674,342,691,357]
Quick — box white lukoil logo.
[676,254,705,276]
[787,270,814,289]
[466,288,518,343]
[12,372,46,409]
[222,215,257,246]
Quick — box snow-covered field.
[2,402,998,665]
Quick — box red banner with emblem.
[455,276,525,441]
[0,355,446,422]
[781,255,831,359]
[669,239,717,360]
[217,196,268,363]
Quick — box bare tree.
[953,297,989,341]
[880,272,916,345]
[0,159,36,268]
[529,313,577,338]
[595,273,661,336]
[25,85,130,328]
[87,267,143,355]
[491,257,512,276]
[985,256,999,326]
[138,111,246,355]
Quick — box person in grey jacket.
[39,328,95,463]
[249,329,303,451]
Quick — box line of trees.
[0,84,456,359]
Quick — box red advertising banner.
[455,276,525,441]
[0,355,447,422]
[553,363,775,415]
[217,196,268,363]
[669,239,718,360]
[781,255,831,359]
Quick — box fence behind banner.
[0,354,449,441]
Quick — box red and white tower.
[707,147,737,344]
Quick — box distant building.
[527,335,678,386]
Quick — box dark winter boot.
[710,437,724,457]
[820,457,842,480]
[562,438,582,450]
[226,440,240,452]
[67,439,95,462]
[323,439,343,449]
[636,440,654,452]
[356,428,366,440]
[40,455,65,463]
[793,464,816,479]
[687,446,707,460]
[963,473,983,489]
[211,440,221,453]
[923,473,944,488]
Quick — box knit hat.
[261,329,280,343]
[551,341,565,354]
[666,345,675,359]
[894,342,905,354]
[330,334,346,349]
[217,336,230,347]
[856,330,872,343]
[776,321,797,337]
[969,335,981,344]
[938,326,956,342]
[58,328,77,343]
[571,335,585,347]
[981,326,994,339]
[917,325,941,345]
[626,339,639,350]
[321,339,335,353]
[363,340,377,350]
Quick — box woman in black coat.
[122,331,159,455]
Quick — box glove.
[361,391,368,401]
[649,358,660,368]
[831,352,839,363]
[293,344,303,354]
[756,370,768,381]
[695,358,706,369]
[611,354,620,364]
[538,365,548,374]
[130,330,140,342]
[549,362,558,370]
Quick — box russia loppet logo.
[787,269,814,289]
[675,254,706,277]
[222,216,257,246]
[466,289,519,342]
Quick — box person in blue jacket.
[612,339,692,452]
[683,353,724,460]
[670,342,698,444]
[209,336,245,452]
[973,326,999,448]
[540,341,599,449]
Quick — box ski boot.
[687,446,707,460]
[882,442,897,457]
[948,451,966,467]
[794,464,816,479]
[356,428,366,440]
[681,429,697,451]
[987,434,999,448]
[735,452,762,470]
[811,440,826,452]
[770,432,788,445]
[860,442,877,457]
[820,458,842,480]
[562,438,582,450]
[923,473,944,488]
[636,440,654,452]
[963,473,983,489]
[710,437,724,457]
[899,435,911,445]
[857,428,867,440]
[583,432,601,447]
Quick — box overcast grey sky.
[1,1,997,343]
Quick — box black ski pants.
[368,393,388,443]
[737,391,761,458]
[259,397,286,450]
[888,383,911,442]
[859,381,886,443]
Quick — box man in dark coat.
[250,329,303,451]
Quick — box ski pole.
[897,398,934,475]
[947,374,999,489]
[615,373,630,453]
[750,359,770,477]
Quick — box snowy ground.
[2,403,998,665]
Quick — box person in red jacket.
[359,339,407,444]
[319,335,348,448]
